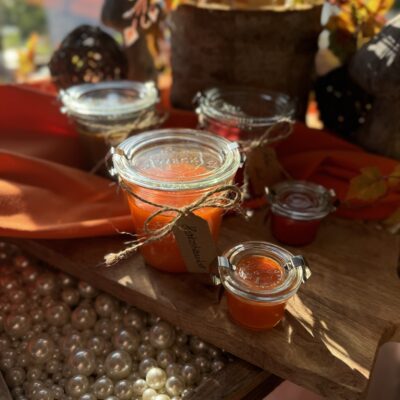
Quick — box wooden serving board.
[12,211,400,399]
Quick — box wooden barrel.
[170,3,322,118]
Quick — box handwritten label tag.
[172,213,218,274]
[245,146,283,197]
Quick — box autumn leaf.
[387,164,400,189]
[383,207,400,234]
[346,166,387,201]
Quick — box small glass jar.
[218,241,310,331]
[266,181,336,246]
[112,129,241,273]
[60,80,164,172]
[196,87,294,143]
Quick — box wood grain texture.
[11,212,400,400]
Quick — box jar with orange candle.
[218,241,311,331]
[266,181,337,246]
[112,129,241,273]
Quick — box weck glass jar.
[218,241,311,330]
[196,87,295,143]
[266,181,336,246]
[112,129,241,273]
[60,80,164,172]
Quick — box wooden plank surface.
[12,211,400,400]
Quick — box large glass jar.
[112,129,241,273]
[60,80,164,172]
[196,87,294,143]
[266,181,336,246]
[218,241,311,331]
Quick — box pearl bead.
[32,387,54,400]
[46,360,61,374]
[16,353,29,368]
[5,367,26,387]
[78,281,98,298]
[31,308,45,323]
[67,349,96,376]
[58,272,75,288]
[71,305,97,330]
[154,395,171,400]
[181,364,199,385]
[112,329,140,354]
[149,322,175,350]
[4,313,31,337]
[194,355,210,373]
[0,336,10,352]
[65,375,89,397]
[95,318,114,337]
[157,349,175,369]
[79,394,96,400]
[14,255,30,269]
[104,397,119,400]
[211,359,225,373]
[28,335,55,363]
[146,367,166,390]
[60,333,84,356]
[8,288,26,304]
[181,388,194,398]
[123,309,145,331]
[139,358,158,377]
[142,388,158,400]
[104,350,132,380]
[95,294,117,317]
[96,360,106,376]
[113,379,133,399]
[175,333,188,346]
[87,335,106,356]
[36,273,57,296]
[61,288,80,306]
[189,337,207,354]
[92,376,114,399]
[51,384,64,399]
[166,363,182,378]
[131,378,147,395]
[165,376,184,396]
[46,303,70,326]
[207,345,221,359]
[21,266,39,283]
[27,367,42,381]
[138,343,155,360]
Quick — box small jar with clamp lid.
[218,241,311,330]
[60,80,164,172]
[266,181,336,246]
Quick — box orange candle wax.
[226,255,286,330]
[126,164,223,273]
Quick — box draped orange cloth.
[0,84,398,239]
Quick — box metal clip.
[217,256,236,271]
[265,187,276,203]
[284,255,311,284]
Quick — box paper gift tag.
[173,213,218,274]
[245,146,283,197]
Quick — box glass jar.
[112,129,241,273]
[266,181,336,246]
[196,87,295,143]
[218,241,310,331]
[60,80,164,172]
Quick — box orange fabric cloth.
[0,84,398,239]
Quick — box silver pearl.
[92,376,114,399]
[79,394,96,400]
[165,376,184,396]
[58,272,75,288]
[8,288,26,304]
[60,333,84,356]
[131,378,148,395]
[166,363,182,378]
[26,367,42,381]
[32,387,54,400]
[157,349,175,369]
[87,335,106,356]
[46,303,70,327]
[95,294,117,318]
[13,255,30,269]
[113,379,133,399]
[194,355,210,373]
[138,343,155,360]
[65,375,89,397]
[211,359,225,373]
[104,350,132,380]
[181,364,199,385]
[36,272,57,296]
[95,318,113,337]
[5,367,26,387]
[27,335,55,363]
[138,358,158,378]
[112,329,140,354]
[149,322,175,350]
[78,281,98,299]
[4,313,31,337]
[67,349,96,376]
[61,288,80,306]
[189,336,207,354]
[123,309,145,331]
[71,305,97,330]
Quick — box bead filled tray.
[12,211,400,400]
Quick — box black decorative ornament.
[49,25,128,89]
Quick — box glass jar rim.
[267,180,336,221]
[112,129,241,191]
[219,241,306,303]
[60,80,158,120]
[196,87,295,129]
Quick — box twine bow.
[104,183,243,266]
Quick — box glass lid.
[266,180,336,220]
[218,241,309,303]
[60,80,158,119]
[197,87,295,129]
[112,129,241,191]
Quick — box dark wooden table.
[12,210,400,399]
